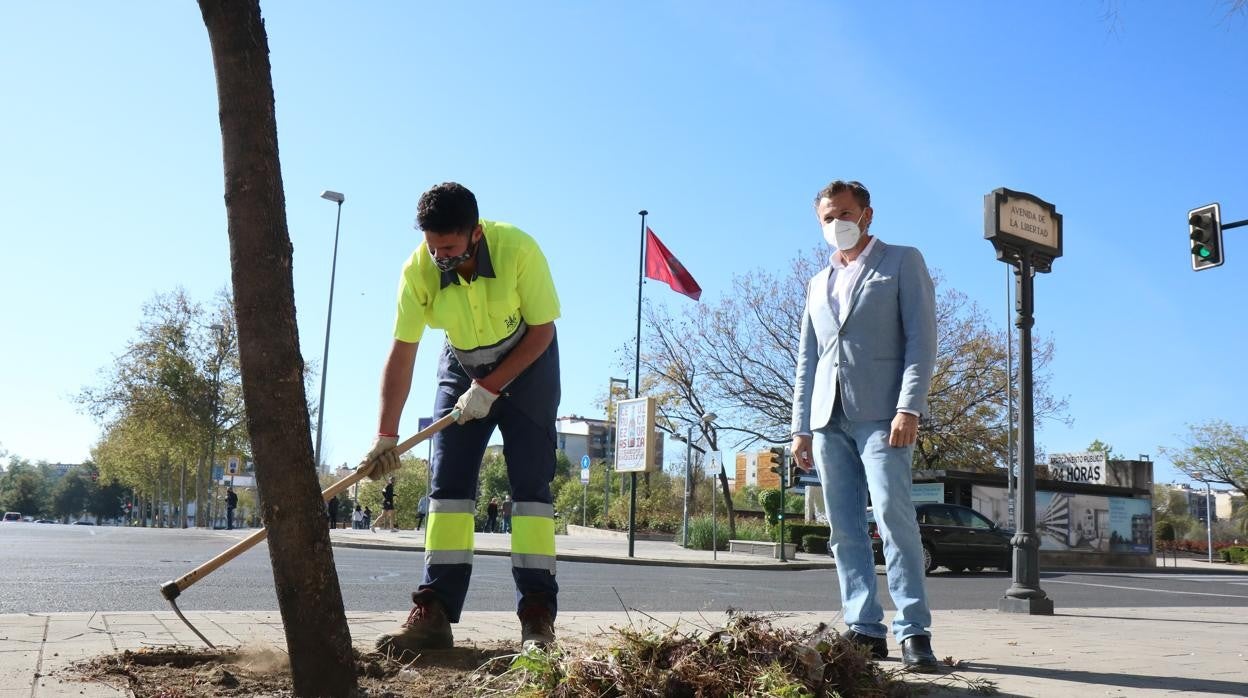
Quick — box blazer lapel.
[841,240,888,325]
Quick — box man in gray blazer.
[791,180,939,672]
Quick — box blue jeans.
[814,403,931,642]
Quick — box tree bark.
[197,2,358,694]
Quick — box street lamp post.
[1202,478,1214,564]
[671,429,693,546]
[1005,264,1016,529]
[700,413,717,557]
[314,190,345,472]
[206,323,225,528]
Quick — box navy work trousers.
[418,333,560,622]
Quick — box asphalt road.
[3,524,1247,614]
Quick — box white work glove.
[361,435,400,481]
[454,381,499,424]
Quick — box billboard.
[614,397,656,473]
[1048,452,1107,485]
[972,485,1152,554]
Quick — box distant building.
[1167,482,1240,522]
[48,463,81,479]
[555,415,663,476]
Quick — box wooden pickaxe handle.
[160,411,458,601]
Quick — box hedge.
[802,534,830,554]
[1221,546,1248,564]
[782,523,831,545]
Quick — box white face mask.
[822,213,865,251]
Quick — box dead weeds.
[62,611,997,697]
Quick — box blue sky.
[2,2,1245,486]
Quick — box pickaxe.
[159,410,458,647]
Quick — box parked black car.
[868,503,1013,574]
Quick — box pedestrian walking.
[225,486,238,530]
[327,495,340,529]
[501,495,513,533]
[353,504,364,530]
[363,506,372,530]
[416,494,429,531]
[790,180,939,672]
[374,476,398,532]
[363,182,561,655]
[486,497,500,533]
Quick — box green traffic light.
[1198,246,1212,259]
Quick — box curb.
[330,540,838,571]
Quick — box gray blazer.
[791,239,937,433]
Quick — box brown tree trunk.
[196,2,357,694]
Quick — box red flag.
[644,227,702,301]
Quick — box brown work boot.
[517,595,556,648]
[375,590,453,656]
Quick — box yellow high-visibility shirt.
[394,220,559,369]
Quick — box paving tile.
[0,649,39,692]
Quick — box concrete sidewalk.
[5,607,1245,697]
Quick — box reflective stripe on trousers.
[511,501,556,573]
[425,498,476,567]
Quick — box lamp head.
[320,190,345,204]
[701,412,717,424]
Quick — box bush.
[759,489,782,523]
[1221,546,1248,564]
[1155,520,1176,543]
[733,518,773,542]
[683,516,728,551]
[802,534,829,554]
[784,523,831,545]
[681,515,772,550]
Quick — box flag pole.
[635,210,646,397]
[629,209,648,559]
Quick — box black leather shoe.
[901,635,939,673]
[843,630,888,659]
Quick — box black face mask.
[431,237,477,272]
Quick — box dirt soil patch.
[65,643,520,697]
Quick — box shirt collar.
[831,236,877,270]
[439,231,497,289]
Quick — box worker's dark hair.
[813,180,871,209]
[416,182,479,235]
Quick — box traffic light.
[1189,203,1223,271]
[766,446,786,488]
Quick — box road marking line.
[1046,579,1248,599]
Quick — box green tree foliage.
[78,289,250,526]
[1152,484,1198,541]
[0,460,50,516]
[51,468,92,520]
[1086,439,1125,460]
[89,478,129,521]
[0,456,130,522]
[1159,421,1248,499]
